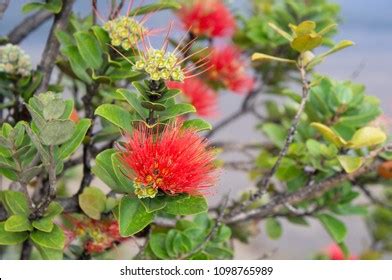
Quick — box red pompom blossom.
[206,45,254,94]
[66,216,126,254]
[325,244,358,260]
[120,122,217,197]
[177,0,236,38]
[167,77,219,118]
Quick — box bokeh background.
[1,0,391,259]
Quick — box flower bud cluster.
[103,16,146,50]
[0,44,32,76]
[133,49,184,81]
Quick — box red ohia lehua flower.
[120,122,217,198]
[167,77,219,118]
[177,0,236,38]
[206,45,254,94]
[325,244,358,260]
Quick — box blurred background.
[1,0,391,259]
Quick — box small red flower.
[69,108,80,123]
[326,244,358,260]
[167,78,219,118]
[206,45,254,94]
[177,0,236,38]
[121,122,217,196]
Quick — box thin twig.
[358,185,392,211]
[77,84,99,194]
[225,144,391,224]
[0,0,10,19]
[7,11,52,44]
[180,195,229,260]
[227,66,310,218]
[36,0,75,93]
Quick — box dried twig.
[0,0,10,19]
[225,144,391,224]
[227,66,310,218]
[358,185,392,211]
[36,0,75,93]
[7,11,52,44]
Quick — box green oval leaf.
[164,195,208,216]
[79,187,106,220]
[95,104,133,133]
[119,196,154,237]
[318,213,347,243]
[40,120,75,146]
[0,222,29,245]
[265,218,282,240]
[74,31,103,69]
[182,119,212,132]
[30,224,65,250]
[159,103,196,122]
[2,190,31,216]
[5,215,33,232]
[32,217,54,233]
[58,118,91,160]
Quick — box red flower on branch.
[206,45,254,94]
[167,77,219,118]
[177,0,236,38]
[325,244,358,260]
[65,216,125,254]
[120,122,217,197]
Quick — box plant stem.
[227,65,310,218]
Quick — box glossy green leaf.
[119,196,154,237]
[30,224,65,250]
[32,218,54,233]
[318,213,347,243]
[60,46,92,83]
[2,190,30,216]
[0,222,29,245]
[159,104,196,122]
[92,149,130,193]
[149,233,170,259]
[5,215,33,232]
[118,89,148,119]
[79,187,106,220]
[182,119,212,132]
[265,218,282,240]
[111,152,134,193]
[74,31,103,69]
[44,201,63,219]
[140,197,167,213]
[34,243,63,260]
[58,118,91,160]
[141,101,166,111]
[164,195,208,216]
[128,0,180,16]
[91,26,110,52]
[22,0,62,14]
[95,104,133,133]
